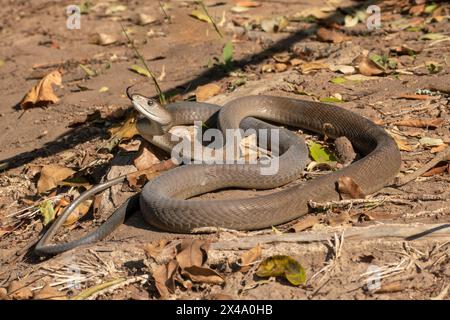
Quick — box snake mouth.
[130,93,172,127]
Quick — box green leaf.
[424,4,438,14]
[79,64,96,77]
[330,77,347,84]
[420,33,446,40]
[309,142,336,163]
[222,41,233,66]
[39,200,56,226]
[129,64,151,77]
[256,255,306,286]
[319,97,344,103]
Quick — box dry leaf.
[176,239,209,269]
[290,216,319,232]
[358,56,385,76]
[420,137,443,147]
[392,135,414,151]
[316,27,348,43]
[8,281,33,300]
[327,211,352,226]
[337,176,366,199]
[431,145,447,154]
[136,13,158,26]
[37,165,75,194]
[0,287,10,300]
[90,33,118,46]
[275,63,288,72]
[329,64,355,75]
[182,266,224,284]
[394,118,443,129]
[422,164,449,177]
[153,259,179,298]
[299,61,329,74]
[240,245,262,273]
[196,83,221,102]
[127,159,177,188]
[33,284,66,300]
[143,239,170,260]
[134,146,159,171]
[236,1,261,8]
[20,70,62,109]
[62,199,92,226]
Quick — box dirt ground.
[0,0,449,300]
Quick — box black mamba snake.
[35,95,401,255]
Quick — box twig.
[120,24,166,105]
[308,194,447,211]
[430,283,450,300]
[210,223,450,250]
[395,148,450,186]
[198,1,223,38]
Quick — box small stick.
[395,148,450,187]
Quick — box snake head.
[130,94,172,127]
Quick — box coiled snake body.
[35,95,401,255]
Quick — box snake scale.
[35,95,401,255]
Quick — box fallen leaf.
[189,10,213,23]
[420,137,444,147]
[261,16,289,33]
[391,134,414,151]
[134,145,159,171]
[144,239,170,260]
[176,239,209,269]
[256,255,306,286]
[127,159,177,188]
[136,13,158,25]
[329,65,355,75]
[316,27,348,43]
[129,64,151,77]
[330,77,347,84]
[309,142,336,163]
[62,199,92,226]
[20,70,62,109]
[8,281,33,300]
[236,1,261,8]
[33,284,66,300]
[327,211,352,226]
[39,200,56,226]
[37,165,75,194]
[196,83,221,102]
[275,63,288,72]
[420,33,446,40]
[0,287,10,300]
[98,86,109,93]
[90,33,118,46]
[431,145,447,154]
[422,164,449,177]
[153,260,179,298]
[338,176,366,199]
[299,61,329,74]
[358,56,385,76]
[394,118,443,129]
[240,245,262,273]
[290,216,319,232]
[182,266,225,284]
